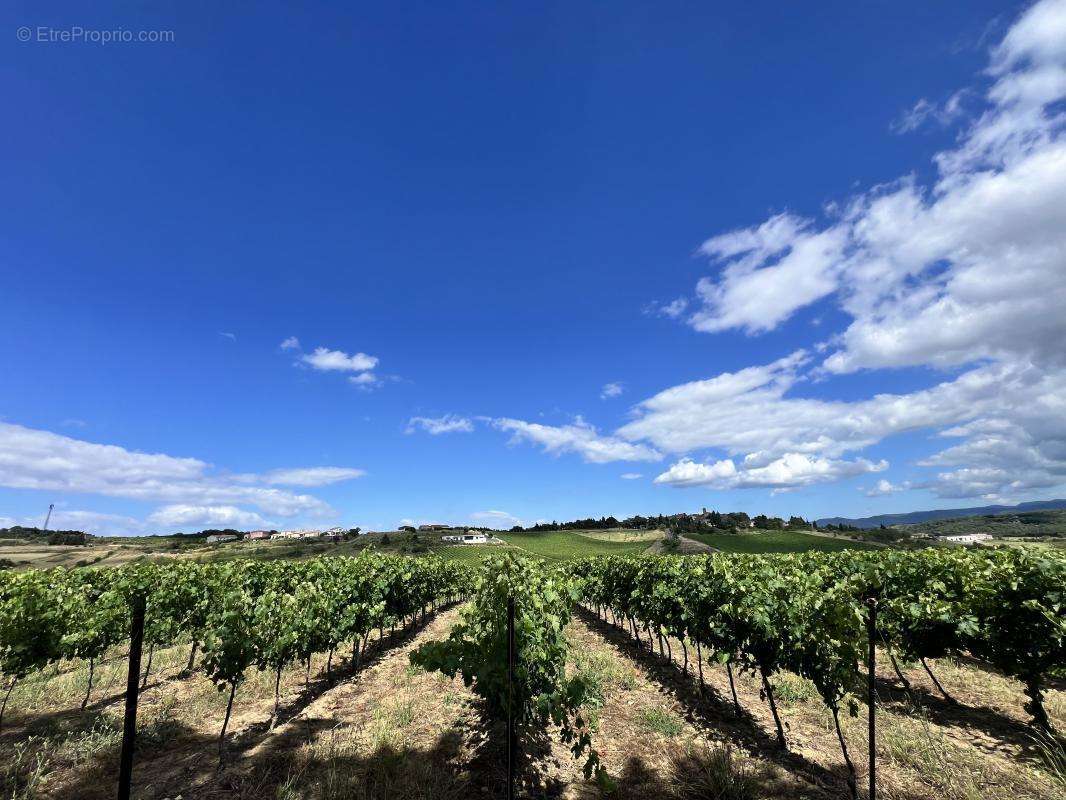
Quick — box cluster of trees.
[820,522,862,533]
[0,526,92,546]
[518,516,622,532]
[513,510,822,534]
[854,527,911,545]
[168,528,257,539]
[47,531,90,546]
[625,513,749,532]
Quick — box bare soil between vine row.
[0,604,1062,799]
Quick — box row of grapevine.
[0,552,469,754]
[410,552,608,785]
[867,547,1065,730]
[569,547,1065,797]
[0,546,1060,793]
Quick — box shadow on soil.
[576,606,851,799]
[870,673,1055,761]
[578,607,1063,800]
[5,602,1057,800]
[1,604,464,800]
[219,720,477,800]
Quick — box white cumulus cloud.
[690,214,848,335]
[654,453,886,490]
[682,0,1066,371]
[406,415,475,435]
[862,479,911,497]
[492,417,662,464]
[260,467,366,487]
[348,372,383,390]
[0,422,350,517]
[634,0,1066,500]
[301,347,379,373]
[147,504,271,529]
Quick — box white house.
[939,533,994,545]
[270,529,323,540]
[206,534,240,544]
[441,531,490,545]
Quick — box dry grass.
[872,710,1063,800]
[636,707,684,737]
[234,609,482,800]
[1029,728,1066,791]
[666,743,766,800]
[575,530,666,544]
[770,673,818,705]
[0,544,138,571]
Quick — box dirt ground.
[1,604,1063,800]
[0,542,161,571]
[570,608,1064,800]
[647,535,717,555]
[574,531,666,544]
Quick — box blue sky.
[3,0,1065,534]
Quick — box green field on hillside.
[496,530,654,560]
[427,531,652,562]
[431,542,520,562]
[686,530,880,553]
[0,527,880,571]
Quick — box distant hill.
[905,509,1066,538]
[817,499,1066,529]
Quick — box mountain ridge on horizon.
[817,499,1066,529]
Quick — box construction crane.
[42,503,54,532]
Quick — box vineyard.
[0,547,1063,799]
